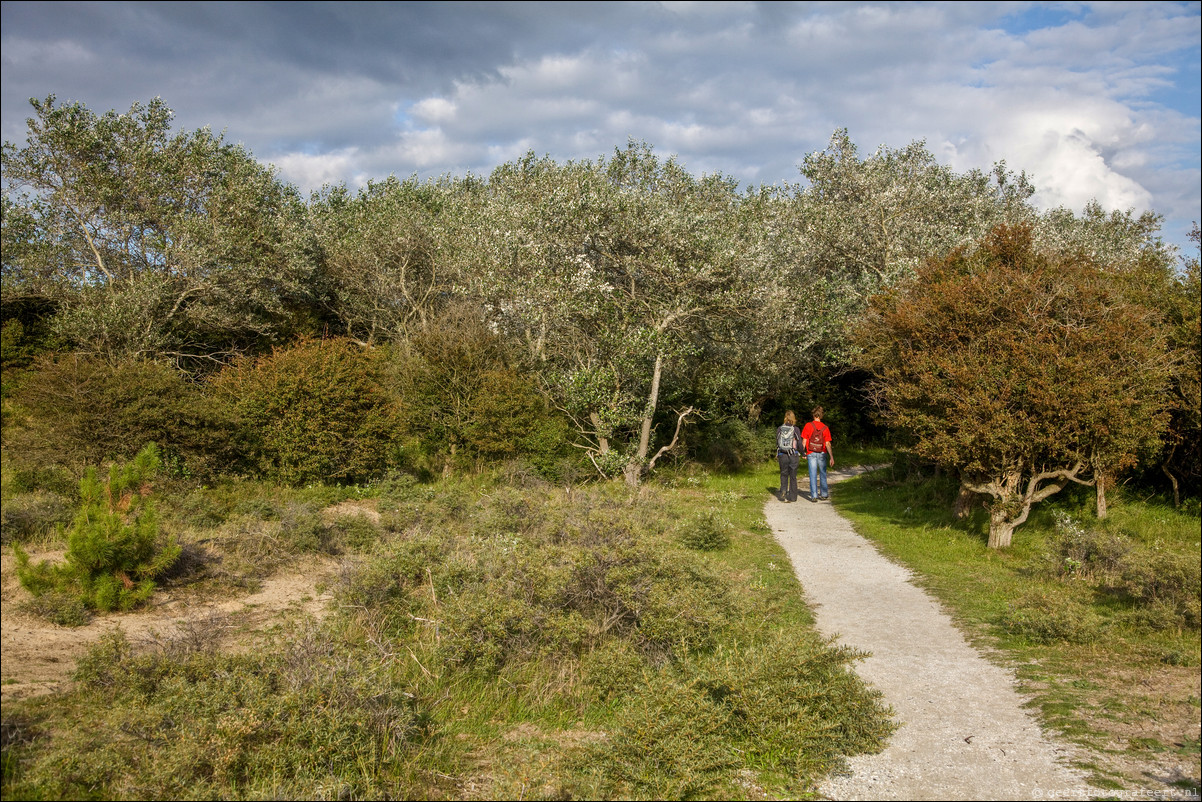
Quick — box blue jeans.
[807,452,829,499]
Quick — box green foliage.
[2,95,315,361]
[5,627,429,800]
[5,353,237,477]
[211,337,401,485]
[396,307,574,476]
[15,444,180,615]
[679,508,734,551]
[570,631,893,799]
[1119,551,1201,630]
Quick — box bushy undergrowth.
[5,471,894,800]
[568,631,893,799]
[0,489,74,545]
[4,354,237,478]
[6,626,429,800]
[209,337,402,486]
[1035,510,1201,632]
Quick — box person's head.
[811,406,824,421]
[783,410,796,426]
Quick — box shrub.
[1045,510,1132,580]
[210,337,402,485]
[0,490,73,545]
[997,588,1105,644]
[15,444,181,615]
[9,627,429,800]
[568,631,894,799]
[1119,551,1201,630]
[679,508,733,551]
[5,353,237,477]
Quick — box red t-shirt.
[801,421,830,454]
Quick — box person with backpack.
[801,406,835,502]
[776,410,801,502]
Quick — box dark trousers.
[778,451,800,501]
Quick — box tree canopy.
[854,224,1174,547]
[2,96,1195,497]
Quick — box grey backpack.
[776,425,797,454]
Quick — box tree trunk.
[1095,470,1108,519]
[589,412,610,455]
[953,482,978,519]
[623,459,643,488]
[1162,464,1181,508]
[987,507,1018,549]
[635,352,664,463]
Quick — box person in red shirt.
[801,406,835,502]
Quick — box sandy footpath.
[766,467,1092,801]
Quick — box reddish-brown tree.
[855,224,1172,548]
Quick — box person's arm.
[825,427,834,467]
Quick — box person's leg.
[778,453,790,500]
[787,453,800,501]
[817,452,829,498]
[807,452,819,501]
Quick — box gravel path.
[765,467,1091,801]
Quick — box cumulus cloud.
[2,1,1198,249]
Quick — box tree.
[784,130,1036,362]
[15,443,181,613]
[307,176,450,345]
[1,96,313,363]
[458,143,754,485]
[855,224,1172,548]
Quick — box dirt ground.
[0,549,339,704]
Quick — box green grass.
[830,463,1201,792]
[2,461,894,800]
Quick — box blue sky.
[3,1,1199,255]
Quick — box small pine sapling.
[15,443,181,614]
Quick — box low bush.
[1119,550,1201,630]
[5,627,430,800]
[5,354,237,477]
[1044,510,1131,580]
[209,337,402,486]
[0,490,73,545]
[997,588,1106,644]
[679,508,734,551]
[568,631,894,799]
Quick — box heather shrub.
[210,337,402,485]
[568,630,894,799]
[1119,550,1201,630]
[1044,510,1131,580]
[997,588,1105,644]
[0,490,73,545]
[11,627,429,800]
[679,508,733,551]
